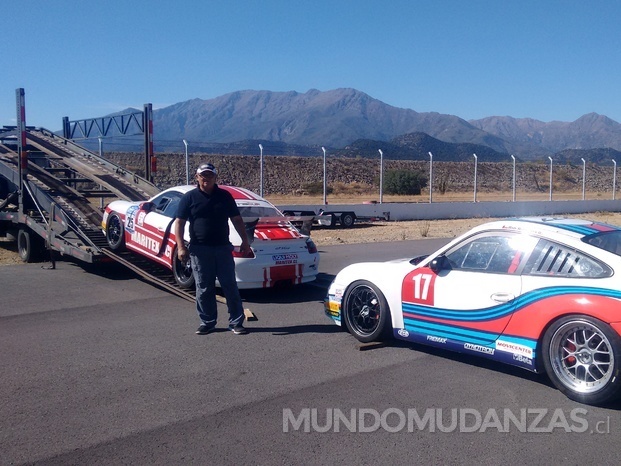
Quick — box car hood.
[333,259,416,286]
[386,257,415,264]
[106,199,140,212]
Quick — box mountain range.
[102,88,621,163]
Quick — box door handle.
[491,292,515,303]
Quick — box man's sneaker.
[196,324,215,335]
[229,325,249,335]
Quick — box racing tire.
[105,213,125,251]
[172,246,195,289]
[17,228,44,263]
[340,212,356,228]
[342,280,391,343]
[542,315,621,405]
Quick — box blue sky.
[2,0,621,131]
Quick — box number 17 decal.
[402,269,436,306]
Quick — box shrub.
[330,181,371,195]
[419,220,431,237]
[384,169,428,195]
[302,181,333,195]
[438,175,450,194]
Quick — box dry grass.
[0,238,22,266]
[266,190,617,205]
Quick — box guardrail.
[277,199,621,222]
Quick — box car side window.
[445,234,533,274]
[162,196,181,218]
[152,192,183,218]
[583,231,621,256]
[523,239,611,278]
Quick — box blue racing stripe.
[404,317,498,344]
[516,218,620,236]
[402,286,621,323]
[403,301,514,321]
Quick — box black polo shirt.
[175,185,241,246]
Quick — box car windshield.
[583,231,621,256]
[238,206,284,218]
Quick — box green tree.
[384,169,428,195]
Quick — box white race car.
[102,185,319,289]
[326,217,621,405]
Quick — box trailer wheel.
[17,228,44,263]
[105,213,125,251]
[340,212,356,228]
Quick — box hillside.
[94,89,621,161]
[336,132,508,162]
[152,89,509,152]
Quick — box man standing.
[174,162,250,335]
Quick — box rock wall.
[105,152,618,196]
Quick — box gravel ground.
[309,211,621,246]
[0,239,21,266]
[4,212,621,266]
[310,217,493,245]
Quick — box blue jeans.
[189,243,245,328]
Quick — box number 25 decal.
[402,269,436,306]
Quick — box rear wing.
[242,215,315,237]
[281,215,315,236]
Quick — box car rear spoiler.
[282,215,315,236]
[242,218,259,244]
[242,216,315,237]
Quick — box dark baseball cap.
[196,163,217,175]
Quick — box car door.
[127,192,182,265]
[401,232,538,344]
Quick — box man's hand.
[177,244,189,262]
[238,238,251,255]
[231,215,251,254]
[174,218,189,262]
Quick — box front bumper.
[324,280,344,325]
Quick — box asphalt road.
[1,239,620,465]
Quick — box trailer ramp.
[0,127,250,308]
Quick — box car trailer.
[0,125,204,303]
[1,91,262,314]
[0,124,157,259]
[281,207,390,229]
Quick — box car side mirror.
[410,254,429,266]
[429,254,451,272]
[140,201,154,212]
